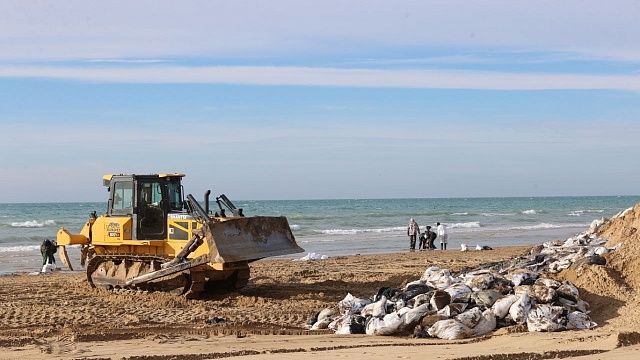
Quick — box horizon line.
[1,194,638,205]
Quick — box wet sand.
[1,246,639,359]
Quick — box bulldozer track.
[86,254,251,298]
[87,254,201,297]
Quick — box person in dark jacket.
[40,238,56,266]
[424,226,437,250]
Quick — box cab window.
[112,182,134,211]
[140,181,163,207]
[167,180,183,211]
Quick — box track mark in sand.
[449,349,609,360]
[617,331,640,347]
[122,337,493,360]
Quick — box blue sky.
[0,1,639,202]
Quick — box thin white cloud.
[85,59,168,64]
[1,1,640,62]
[0,65,639,91]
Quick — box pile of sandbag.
[306,218,615,338]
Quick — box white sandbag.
[422,267,459,290]
[509,292,532,324]
[317,307,337,322]
[334,316,354,335]
[294,252,329,261]
[427,319,472,340]
[338,293,371,315]
[335,325,352,335]
[492,295,519,319]
[526,304,565,332]
[311,317,332,330]
[371,296,387,318]
[588,218,605,234]
[365,312,403,336]
[566,311,597,329]
[404,279,424,288]
[575,299,591,314]
[534,278,561,289]
[430,290,451,310]
[328,314,349,331]
[594,246,609,256]
[401,303,431,329]
[360,300,376,317]
[514,285,532,296]
[455,307,483,328]
[557,282,580,302]
[437,303,468,317]
[508,271,537,286]
[530,285,557,304]
[465,273,495,291]
[548,259,572,273]
[444,283,472,303]
[397,306,410,317]
[460,243,468,252]
[473,309,497,336]
[420,266,442,282]
[412,293,432,308]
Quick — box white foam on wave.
[521,209,537,215]
[508,223,587,231]
[10,220,56,228]
[568,210,605,216]
[448,221,481,229]
[451,212,469,216]
[0,245,41,253]
[290,224,301,230]
[481,213,515,217]
[317,226,405,235]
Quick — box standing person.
[407,218,420,251]
[437,222,448,250]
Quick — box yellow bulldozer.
[56,173,303,298]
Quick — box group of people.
[407,218,448,251]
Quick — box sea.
[1,196,638,273]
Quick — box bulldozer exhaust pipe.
[204,190,211,214]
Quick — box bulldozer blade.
[207,216,304,263]
[57,245,74,271]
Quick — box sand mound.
[599,204,640,290]
[558,203,640,330]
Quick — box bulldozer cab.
[105,173,185,240]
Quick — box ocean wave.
[481,213,516,217]
[0,245,41,253]
[448,221,481,229]
[451,212,469,216]
[290,224,301,230]
[316,226,405,235]
[10,220,56,228]
[521,209,537,215]
[508,223,587,231]
[568,209,605,216]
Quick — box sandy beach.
[2,241,640,360]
